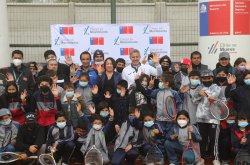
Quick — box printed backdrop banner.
[51,23,170,65]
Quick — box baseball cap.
[201,69,214,77]
[219,52,230,60]
[25,112,36,122]
[181,58,191,66]
[93,49,104,57]
[0,108,11,117]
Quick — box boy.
[193,69,227,165]
[0,108,19,152]
[46,112,75,165]
[81,113,114,165]
[180,70,201,124]
[30,75,62,136]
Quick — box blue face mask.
[148,60,154,66]
[0,119,11,126]
[238,121,249,128]
[244,79,250,85]
[190,79,200,86]
[158,82,164,89]
[79,81,88,87]
[128,115,136,123]
[65,91,74,98]
[57,121,66,129]
[100,111,109,118]
[144,121,154,128]
[226,120,235,124]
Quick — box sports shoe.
[196,158,205,165]
[221,160,229,165]
[213,160,221,165]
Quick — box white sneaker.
[213,160,221,165]
[196,158,205,165]
[61,163,68,165]
[221,160,229,165]
[169,164,175,165]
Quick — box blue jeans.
[111,148,139,165]
[0,144,15,152]
[165,140,184,164]
[156,121,173,134]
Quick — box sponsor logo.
[90,37,104,45]
[200,3,207,13]
[119,26,133,34]
[114,37,120,45]
[120,48,134,56]
[208,41,219,54]
[208,41,238,54]
[84,26,90,35]
[90,27,108,34]
[60,48,75,56]
[59,27,74,35]
[143,25,150,34]
[149,36,163,44]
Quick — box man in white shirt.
[122,49,162,88]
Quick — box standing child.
[165,110,203,165]
[193,69,226,165]
[46,112,75,165]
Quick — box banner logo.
[119,26,133,34]
[59,27,74,35]
[143,25,149,34]
[120,48,133,56]
[90,37,104,45]
[60,48,75,56]
[149,36,163,44]
[84,26,90,35]
[208,41,219,54]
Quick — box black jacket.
[192,63,208,73]
[16,123,45,156]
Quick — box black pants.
[218,131,231,161]
[198,122,220,160]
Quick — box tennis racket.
[181,131,201,165]
[0,152,37,163]
[235,132,250,165]
[205,92,229,120]
[84,134,103,165]
[165,96,177,120]
[145,145,164,165]
[39,142,57,165]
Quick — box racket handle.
[243,132,246,138]
[188,131,192,140]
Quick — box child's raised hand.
[6,72,14,81]
[149,77,155,88]
[76,102,82,112]
[109,107,114,118]
[20,89,28,101]
[125,144,132,153]
[134,108,140,119]
[104,91,112,99]
[51,84,59,97]
[152,129,160,135]
[75,92,82,99]
[151,52,160,64]
[88,104,96,114]
[91,85,98,95]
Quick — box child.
[231,114,250,156]
[61,83,84,128]
[151,73,182,133]
[111,107,143,165]
[165,110,202,165]
[180,70,201,125]
[193,69,226,165]
[30,75,62,136]
[75,72,95,117]
[0,82,29,124]
[0,108,19,152]
[81,113,114,165]
[46,112,75,165]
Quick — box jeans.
[0,144,15,152]
[165,140,184,164]
[111,148,139,165]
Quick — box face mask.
[40,85,50,93]
[190,79,200,86]
[100,111,109,118]
[148,60,154,66]
[117,89,121,94]
[144,121,154,128]
[162,66,169,72]
[141,81,148,88]
[6,92,18,98]
[46,58,56,63]
[79,81,88,87]
[238,121,249,128]
[226,120,235,124]
[57,121,66,129]
[13,59,22,66]
[158,82,164,89]
[128,115,136,123]
[1,119,11,126]
[116,67,123,73]
[181,67,188,74]
[66,91,74,98]
[239,66,246,72]
[32,72,38,77]
[95,61,104,65]
[27,122,36,129]
[216,77,227,83]
[244,79,250,85]
[93,124,102,130]
[177,119,188,128]
[202,81,213,87]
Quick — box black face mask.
[40,85,50,93]
[216,77,227,83]
[6,92,18,98]
[116,67,124,73]
[180,67,188,74]
[202,81,213,87]
[26,122,36,129]
[162,66,169,72]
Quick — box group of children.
[0,49,249,165]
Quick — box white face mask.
[93,124,102,131]
[13,59,22,66]
[177,119,188,127]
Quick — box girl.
[165,110,202,165]
[46,112,75,165]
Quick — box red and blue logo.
[149,36,163,44]
[208,41,219,54]
[90,37,104,45]
[59,27,74,35]
[60,48,75,56]
[119,26,133,34]
[120,48,133,56]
